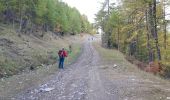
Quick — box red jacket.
[58,50,68,58]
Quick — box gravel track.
[12,36,170,100]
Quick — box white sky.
[61,0,105,23]
[62,0,170,24]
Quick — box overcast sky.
[62,0,170,24]
[61,0,105,23]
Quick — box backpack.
[63,50,68,57]
[58,50,68,58]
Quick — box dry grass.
[0,26,83,76]
[93,42,170,83]
[0,26,83,98]
[93,41,170,100]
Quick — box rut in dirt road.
[14,38,110,100]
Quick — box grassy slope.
[93,42,170,82]
[93,41,170,100]
[0,26,83,98]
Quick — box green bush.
[0,56,19,77]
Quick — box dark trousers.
[59,57,65,69]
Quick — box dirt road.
[13,36,170,100]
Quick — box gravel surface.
[12,36,170,100]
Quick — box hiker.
[58,48,68,69]
[69,45,72,53]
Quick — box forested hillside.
[0,0,92,35]
[95,0,170,77]
[0,0,92,78]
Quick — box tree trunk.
[162,0,167,50]
[19,16,23,32]
[146,6,154,62]
[19,1,23,33]
[117,27,120,50]
[107,0,110,15]
[12,19,15,30]
[152,0,161,61]
[147,1,161,61]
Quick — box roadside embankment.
[0,26,84,98]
